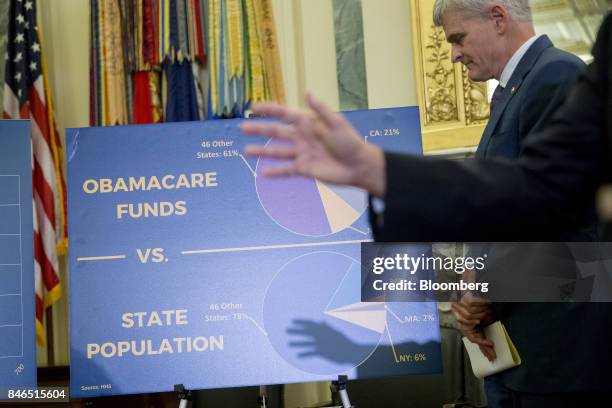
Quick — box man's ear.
[489,4,508,34]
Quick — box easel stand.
[175,384,192,408]
[330,375,355,408]
[258,385,268,407]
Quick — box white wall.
[362,0,418,108]
[39,0,90,133]
[275,0,418,110]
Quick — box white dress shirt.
[499,34,541,87]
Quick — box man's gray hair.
[433,0,532,26]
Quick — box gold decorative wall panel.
[410,0,489,152]
[462,66,490,125]
[424,26,458,123]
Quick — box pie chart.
[263,251,383,375]
[263,251,442,375]
[255,142,367,236]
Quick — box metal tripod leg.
[175,384,192,408]
[330,375,354,408]
[258,385,268,408]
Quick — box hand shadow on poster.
[287,319,441,378]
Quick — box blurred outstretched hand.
[242,92,386,197]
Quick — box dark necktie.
[490,84,505,112]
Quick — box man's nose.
[451,46,462,63]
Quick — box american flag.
[3,0,66,346]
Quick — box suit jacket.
[373,15,612,392]
[477,35,585,161]
[472,37,600,393]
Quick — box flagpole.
[45,308,55,366]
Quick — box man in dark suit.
[430,0,597,406]
[435,0,585,162]
[242,12,612,407]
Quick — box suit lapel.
[477,36,554,157]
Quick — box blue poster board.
[68,107,441,398]
[0,120,36,388]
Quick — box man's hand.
[453,292,493,326]
[459,323,497,362]
[452,293,496,361]
[242,93,387,197]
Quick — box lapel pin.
[511,86,516,94]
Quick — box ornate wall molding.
[424,26,458,123]
[410,0,488,151]
[462,66,490,125]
